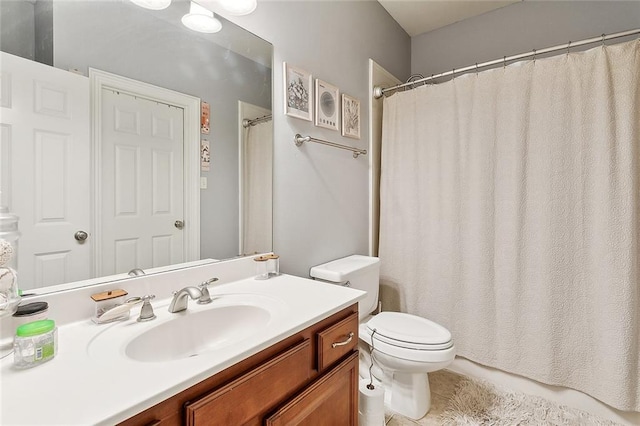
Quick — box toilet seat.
[361,312,455,363]
[366,312,453,348]
[371,333,453,351]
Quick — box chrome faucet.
[168,287,202,313]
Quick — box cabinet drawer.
[185,340,312,425]
[317,312,358,371]
[266,351,359,426]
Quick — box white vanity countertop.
[0,274,365,426]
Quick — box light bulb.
[130,0,171,11]
[218,0,257,16]
[182,2,222,33]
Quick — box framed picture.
[200,139,210,171]
[315,79,339,131]
[283,62,312,121]
[341,94,360,139]
[200,101,210,134]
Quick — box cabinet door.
[185,340,312,425]
[265,351,358,426]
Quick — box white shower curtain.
[379,39,640,411]
[242,120,273,255]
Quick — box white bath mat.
[437,375,623,426]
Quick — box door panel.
[100,89,184,275]
[0,52,91,289]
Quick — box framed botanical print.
[341,93,360,139]
[283,62,312,121]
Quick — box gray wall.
[34,0,53,65]
[51,1,271,261]
[411,1,640,76]
[216,1,411,277]
[0,0,36,61]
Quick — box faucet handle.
[197,277,218,304]
[137,294,156,322]
[201,277,219,286]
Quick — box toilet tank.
[309,255,380,318]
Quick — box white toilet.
[310,255,455,420]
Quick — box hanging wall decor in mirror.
[0,0,273,294]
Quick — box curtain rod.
[294,134,367,158]
[242,114,272,128]
[373,28,640,99]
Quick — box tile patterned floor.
[383,369,463,425]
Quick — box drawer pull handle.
[331,332,354,348]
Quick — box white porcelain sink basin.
[87,293,286,363]
[126,305,270,362]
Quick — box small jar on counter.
[13,319,57,369]
[13,302,48,329]
[266,254,280,277]
[253,255,269,280]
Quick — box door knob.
[74,230,88,242]
[174,220,184,230]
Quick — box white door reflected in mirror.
[1,52,91,289]
[99,89,186,277]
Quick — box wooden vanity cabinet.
[119,304,359,426]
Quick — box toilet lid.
[366,312,452,347]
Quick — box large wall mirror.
[0,0,273,294]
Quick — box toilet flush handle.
[331,332,354,348]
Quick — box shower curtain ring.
[503,56,507,69]
[533,49,537,63]
[475,63,479,76]
[452,68,455,80]
[601,33,606,47]
[567,41,571,56]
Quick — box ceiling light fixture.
[182,2,222,33]
[217,0,257,16]
[129,0,172,11]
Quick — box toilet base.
[359,348,433,420]
[386,371,431,420]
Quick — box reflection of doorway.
[1,52,91,289]
[100,90,184,275]
[238,101,272,256]
[90,70,200,276]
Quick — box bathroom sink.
[87,293,286,363]
[126,305,270,362]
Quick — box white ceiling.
[377,0,521,37]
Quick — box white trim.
[368,59,401,257]
[89,69,200,275]
[238,100,244,255]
